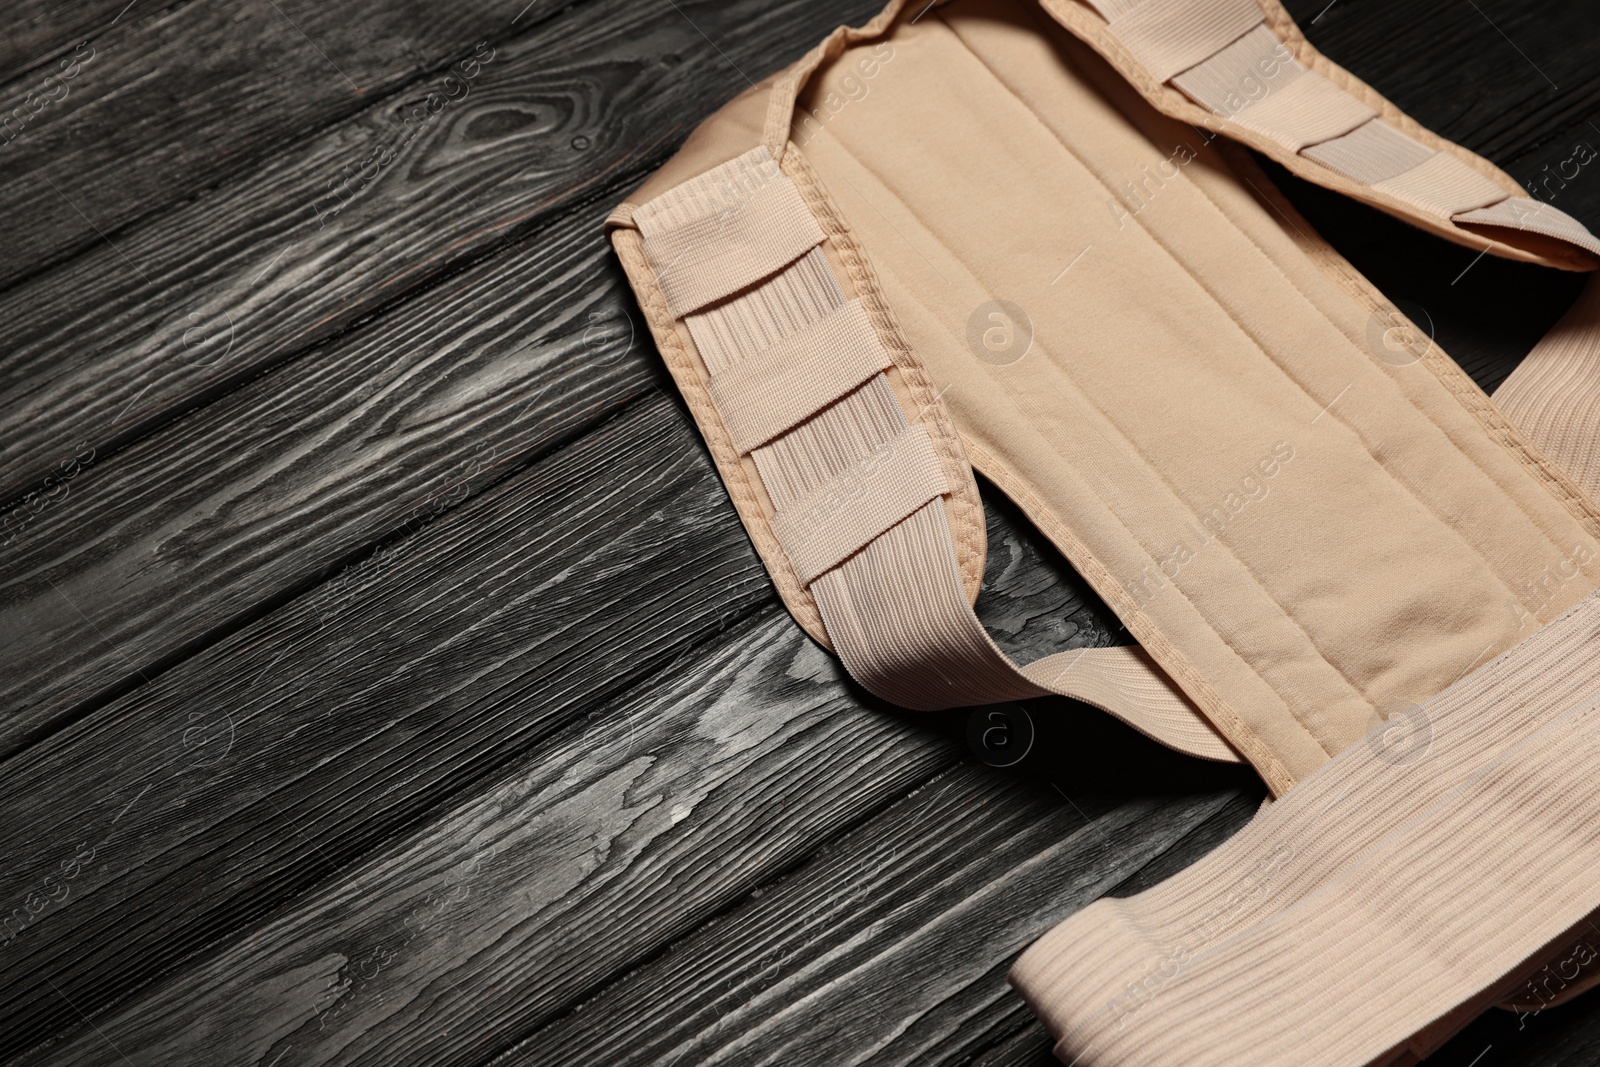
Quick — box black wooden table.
[1,1,1597,1064]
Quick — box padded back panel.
[796,0,1600,780]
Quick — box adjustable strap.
[1013,592,1600,1067]
[1494,278,1600,502]
[1056,0,1600,266]
[633,146,1239,763]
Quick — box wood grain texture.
[0,398,774,1060]
[0,0,154,89]
[0,0,884,507]
[17,612,959,1067]
[499,779,1257,1067]
[0,0,566,292]
[970,1023,1056,1067]
[2,455,1255,1065]
[961,792,1267,1066]
[0,198,655,758]
[976,484,1132,660]
[4,1,1600,1065]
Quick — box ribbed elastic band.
[1012,591,1600,1067]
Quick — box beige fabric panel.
[1012,591,1600,1067]
[668,153,1238,760]
[614,202,990,650]
[1370,148,1513,218]
[795,0,1600,786]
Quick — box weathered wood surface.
[0,0,884,506]
[0,0,560,290]
[0,198,654,756]
[499,786,1258,1067]
[0,400,775,1058]
[0,0,145,88]
[3,2,1599,1066]
[17,612,961,1066]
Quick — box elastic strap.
[636,146,1241,763]
[1013,592,1600,1067]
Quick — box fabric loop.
[707,299,894,454]
[770,423,950,585]
[634,146,826,317]
[1227,70,1376,151]
[1104,0,1263,83]
[1370,150,1511,219]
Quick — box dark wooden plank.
[0,385,1257,1064]
[14,612,957,1066]
[971,1024,1055,1067]
[0,397,773,1059]
[0,0,884,505]
[0,199,651,758]
[495,778,1256,1067]
[0,0,579,292]
[0,1,147,90]
[975,483,1133,660]
[5,622,1255,1067]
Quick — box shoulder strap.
[1495,279,1600,501]
[1037,0,1600,269]
[611,0,1600,783]
[617,145,1242,765]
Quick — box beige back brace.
[606,0,1600,1061]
